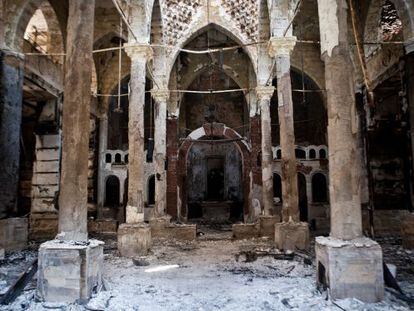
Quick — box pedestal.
[117,223,151,257]
[274,222,309,251]
[259,215,280,239]
[232,223,259,239]
[37,239,104,304]
[402,213,414,249]
[315,236,384,302]
[150,216,196,241]
[0,218,28,251]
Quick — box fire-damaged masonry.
[0,0,414,309]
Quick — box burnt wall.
[0,51,24,219]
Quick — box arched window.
[125,154,129,163]
[319,149,327,159]
[105,175,120,207]
[148,175,155,206]
[105,153,112,163]
[296,148,306,159]
[115,153,122,163]
[309,149,316,159]
[312,173,328,203]
[273,173,282,203]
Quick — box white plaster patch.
[317,0,339,57]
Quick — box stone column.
[123,44,152,223]
[0,50,24,219]
[37,1,104,304]
[166,117,179,219]
[151,89,169,218]
[256,86,275,216]
[57,0,95,242]
[256,86,280,238]
[97,116,108,218]
[401,39,414,249]
[117,43,152,257]
[269,37,299,222]
[315,0,383,302]
[267,37,309,251]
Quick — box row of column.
[257,36,300,224]
[123,43,169,225]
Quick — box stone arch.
[364,0,414,54]
[176,123,251,221]
[7,0,67,51]
[177,65,250,128]
[166,23,258,83]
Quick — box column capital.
[124,43,153,61]
[151,88,170,103]
[405,37,414,54]
[256,86,275,101]
[268,36,297,57]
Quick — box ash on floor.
[1,235,413,311]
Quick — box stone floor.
[1,231,413,310]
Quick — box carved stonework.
[256,86,275,101]
[151,88,170,103]
[221,0,259,41]
[268,36,297,57]
[163,0,202,46]
[124,43,154,60]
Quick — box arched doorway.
[297,173,308,222]
[105,175,120,207]
[177,123,251,223]
[147,175,155,206]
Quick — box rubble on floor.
[0,235,413,310]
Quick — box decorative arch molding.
[176,123,252,221]
[166,23,259,82]
[175,65,251,120]
[6,0,67,51]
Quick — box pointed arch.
[7,0,67,51]
[166,23,258,83]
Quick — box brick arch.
[176,123,252,221]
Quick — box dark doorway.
[207,157,225,201]
[273,173,282,203]
[148,175,155,206]
[312,173,328,203]
[297,173,308,222]
[105,175,120,207]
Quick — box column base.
[150,216,196,241]
[0,218,28,251]
[232,223,259,239]
[315,236,384,303]
[401,213,414,249]
[274,222,309,251]
[259,215,280,239]
[117,223,151,257]
[37,239,104,304]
